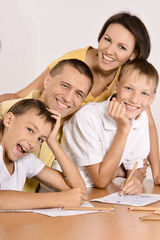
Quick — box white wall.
[0,0,160,178]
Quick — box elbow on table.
[94,179,110,189]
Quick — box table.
[0,178,160,240]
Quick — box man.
[0,59,93,192]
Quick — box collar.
[102,97,146,131]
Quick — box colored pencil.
[120,161,138,195]
[64,207,115,211]
[139,215,160,221]
[129,206,160,211]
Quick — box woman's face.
[98,23,136,72]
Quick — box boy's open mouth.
[17,143,28,154]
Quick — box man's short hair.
[50,59,94,94]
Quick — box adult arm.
[146,106,160,185]
[0,68,49,103]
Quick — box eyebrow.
[30,123,48,139]
[105,33,128,47]
[125,83,152,92]
[60,81,86,96]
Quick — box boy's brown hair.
[0,99,56,135]
[118,60,159,93]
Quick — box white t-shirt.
[57,100,150,187]
[0,145,45,191]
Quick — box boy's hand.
[47,109,61,145]
[59,188,88,207]
[113,165,127,179]
[108,97,131,132]
[138,158,148,178]
[120,176,142,195]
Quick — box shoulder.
[64,100,108,127]
[138,111,149,124]
[66,46,91,59]
[0,98,23,119]
[48,46,92,70]
[19,153,44,166]
[132,111,149,130]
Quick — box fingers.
[108,100,125,118]
[47,108,61,121]
[120,177,142,195]
[66,188,88,206]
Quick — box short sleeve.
[61,107,105,167]
[21,153,45,179]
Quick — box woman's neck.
[86,48,118,97]
[86,48,118,84]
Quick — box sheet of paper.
[91,192,160,206]
[0,201,107,217]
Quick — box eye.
[104,37,111,42]
[61,83,70,89]
[142,92,149,96]
[119,45,126,50]
[76,91,84,98]
[38,137,44,144]
[27,128,33,133]
[125,86,132,91]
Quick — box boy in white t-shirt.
[0,99,87,210]
[59,60,159,194]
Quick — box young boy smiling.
[0,99,87,210]
[57,59,159,194]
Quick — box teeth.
[19,144,28,153]
[57,100,69,109]
[103,54,115,62]
[126,104,138,110]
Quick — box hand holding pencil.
[120,162,142,195]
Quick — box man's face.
[116,70,156,119]
[40,65,91,118]
[2,110,52,162]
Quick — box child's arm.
[0,188,86,210]
[86,99,131,188]
[0,68,49,103]
[46,110,86,192]
[146,106,160,185]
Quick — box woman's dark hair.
[98,12,151,60]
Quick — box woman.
[1,12,159,184]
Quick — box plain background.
[0,0,160,178]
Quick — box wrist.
[47,139,59,151]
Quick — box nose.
[106,43,115,55]
[28,137,38,150]
[129,92,139,104]
[63,90,74,103]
